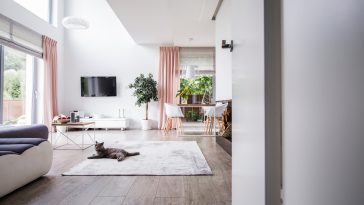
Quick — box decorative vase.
[181,98,188,104]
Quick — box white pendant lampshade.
[186,65,197,79]
[62,16,90,30]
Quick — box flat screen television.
[81,76,117,97]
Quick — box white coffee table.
[50,122,96,150]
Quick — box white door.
[231,0,266,204]
[282,0,364,204]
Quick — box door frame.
[0,46,4,123]
[264,0,282,204]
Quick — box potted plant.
[176,78,191,104]
[176,75,213,104]
[129,73,158,130]
[191,75,213,104]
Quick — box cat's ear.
[100,142,104,145]
[95,141,98,144]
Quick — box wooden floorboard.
[0,130,231,205]
[89,196,125,205]
[185,176,218,205]
[98,176,136,197]
[156,176,185,198]
[153,197,185,205]
[57,176,109,205]
[122,176,160,205]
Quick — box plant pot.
[141,119,152,130]
[181,98,188,104]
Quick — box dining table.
[177,103,217,136]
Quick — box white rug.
[63,141,212,176]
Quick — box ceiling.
[106,0,219,46]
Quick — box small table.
[51,122,96,150]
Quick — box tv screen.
[81,76,117,97]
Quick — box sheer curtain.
[158,47,180,129]
[42,36,58,129]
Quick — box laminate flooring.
[0,130,231,205]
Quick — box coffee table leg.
[85,125,96,144]
[55,129,83,149]
[66,126,69,144]
[50,127,53,145]
[82,126,85,149]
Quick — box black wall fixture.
[222,40,233,52]
[212,0,224,20]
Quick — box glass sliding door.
[2,46,31,124]
[0,45,39,125]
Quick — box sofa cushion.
[0,144,34,154]
[0,138,47,146]
[0,125,49,140]
[0,151,17,156]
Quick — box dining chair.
[164,103,184,133]
[204,103,228,134]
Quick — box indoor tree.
[176,75,213,103]
[129,73,158,121]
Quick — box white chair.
[204,103,228,134]
[164,103,184,132]
[202,102,222,122]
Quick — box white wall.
[62,0,160,129]
[215,0,232,101]
[282,0,364,204]
[232,0,266,204]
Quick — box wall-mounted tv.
[81,76,117,97]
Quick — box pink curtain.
[42,36,58,129]
[158,47,180,129]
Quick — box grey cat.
[88,141,140,161]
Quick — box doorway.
[0,45,42,125]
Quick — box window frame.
[179,47,217,103]
[0,46,4,123]
[0,45,40,124]
[13,0,54,25]
[48,0,53,24]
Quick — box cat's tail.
[127,152,140,156]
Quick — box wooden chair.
[164,103,184,133]
[204,103,228,134]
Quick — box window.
[0,14,43,58]
[179,47,216,104]
[180,47,215,75]
[0,45,43,125]
[13,0,54,24]
[178,47,215,122]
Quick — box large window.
[179,47,215,104]
[13,0,54,24]
[178,47,215,122]
[0,45,43,125]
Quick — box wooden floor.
[0,130,231,205]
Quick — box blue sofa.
[0,125,53,197]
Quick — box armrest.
[0,125,49,140]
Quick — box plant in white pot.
[129,73,158,130]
